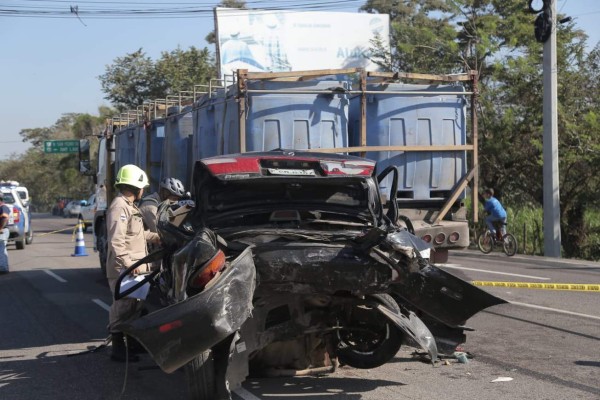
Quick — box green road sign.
[44,140,80,154]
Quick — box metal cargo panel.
[136,120,165,193]
[192,96,220,161]
[162,107,194,189]
[193,80,350,157]
[349,84,467,201]
[243,80,349,152]
[114,127,138,175]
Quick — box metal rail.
[235,67,480,224]
[102,67,479,225]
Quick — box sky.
[1,0,599,160]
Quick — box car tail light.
[434,232,446,245]
[12,207,19,223]
[189,250,226,290]
[448,232,460,244]
[421,234,432,243]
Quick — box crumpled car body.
[117,150,505,391]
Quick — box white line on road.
[510,301,600,321]
[92,298,111,312]
[43,269,67,283]
[439,264,550,281]
[233,388,263,400]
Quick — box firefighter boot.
[110,332,140,363]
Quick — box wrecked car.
[115,150,505,400]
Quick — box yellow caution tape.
[472,281,600,292]
[35,223,83,238]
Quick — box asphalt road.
[1,215,598,400]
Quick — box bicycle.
[477,221,518,256]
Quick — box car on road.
[1,188,33,249]
[78,194,96,232]
[0,182,31,212]
[63,200,83,218]
[117,150,505,399]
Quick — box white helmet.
[160,177,185,198]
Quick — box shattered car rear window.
[207,180,367,211]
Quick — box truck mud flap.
[118,247,256,373]
[375,304,438,362]
[391,264,506,327]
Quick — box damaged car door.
[115,203,257,374]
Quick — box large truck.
[82,68,479,271]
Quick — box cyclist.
[483,188,507,237]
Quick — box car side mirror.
[79,139,95,176]
[80,201,87,206]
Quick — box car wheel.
[335,293,403,369]
[185,349,216,400]
[26,229,33,245]
[15,238,25,250]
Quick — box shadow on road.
[245,375,404,399]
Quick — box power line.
[0,0,364,12]
[0,1,366,19]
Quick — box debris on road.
[454,352,469,364]
[491,377,514,383]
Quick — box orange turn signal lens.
[189,250,226,290]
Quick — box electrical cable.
[0,0,365,17]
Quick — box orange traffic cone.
[72,219,89,257]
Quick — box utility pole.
[542,0,561,257]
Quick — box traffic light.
[528,0,552,43]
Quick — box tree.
[362,0,459,73]
[99,47,215,111]
[363,0,599,258]
[3,108,110,210]
[155,46,215,94]
[98,49,164,111]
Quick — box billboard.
[215,8,390,78]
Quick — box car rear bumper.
[7,226,23,240]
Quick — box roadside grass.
[468,201,600,260]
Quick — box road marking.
[92,298,111,312]
[0,343,98,362]
[233,388,263,400]
[473,281,600,292]
[510,301,600,321]
[440,264,550,280]
[43,269,67,283]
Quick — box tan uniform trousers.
[108,277,143,333]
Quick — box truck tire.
[96,220,107,277]
[15,238,25,250]
[185,350,216,400]
[26,228,34,245]
[336,293,403,369]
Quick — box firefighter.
[106,164,160,362]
